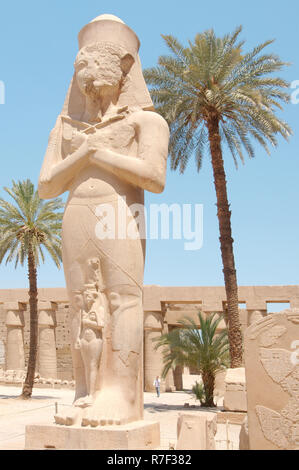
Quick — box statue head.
[84,286,98,310]
[74,42,134,100]
[61,14,154,119]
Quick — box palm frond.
[144,27,292,171]
[154,312,229,379]
[0,179,64,270]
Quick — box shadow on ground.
[0,395,58,400]
[144,402,219,413]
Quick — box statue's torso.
[62,111,143,205]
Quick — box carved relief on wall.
[244,309,299,450]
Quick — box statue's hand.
[74,338,81,350]
[89,146,112,165]
[39,167,52,185]
[76,134,98,157]
[71,132,86,151]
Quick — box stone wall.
[0,340,4,367]
[0,285,298,385]
[0,304,6,367]
[0,298,73,380]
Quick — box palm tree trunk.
[202,370,215,407]
[21,244,38,398]
[206,116,243,368]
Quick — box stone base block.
[223,368,247,412]
[214,370,226,399]
[176,413,217,450]
[239,417,249,450]
[25,420,160,450]
[216,411,247,425]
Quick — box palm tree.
[0,179,63,398]
[154,312,229,407]
[144,27,292,367]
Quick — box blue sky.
[0,0,298,289]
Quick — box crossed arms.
[38,111,169,199]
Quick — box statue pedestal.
[25,421,160,450]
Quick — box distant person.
[153,376,161,397]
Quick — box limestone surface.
[244,309,299,450]
[37,13,169,432]
[223,367,247,412]
[176,412,217,450]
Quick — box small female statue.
[73,287,104,408]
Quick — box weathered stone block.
[176,412,217,450]
[244,309,299,450]
[223,368,247,412]
[25,421,160,450]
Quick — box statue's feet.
[81,388,136,427]
[74,395,93,408]
[54,406,83,426]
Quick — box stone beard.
[38,14,169,429]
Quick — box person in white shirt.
[153,376,161,397]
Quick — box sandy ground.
[0,384,240,450]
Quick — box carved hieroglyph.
[244,309,299,449]
[38,14,169,427]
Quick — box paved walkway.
[0,384,238,450]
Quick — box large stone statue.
[38,14,169,428]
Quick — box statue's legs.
[78,331,103,407]
[55,287,88,425]
[82,283,143,426]
[70,309,87,401]
[59,199,145,426]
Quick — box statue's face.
[84,290,97,309]
[75,43,124,99]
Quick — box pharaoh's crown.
[78,14,140,56]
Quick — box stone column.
[37,302,58,379]
[239,309,249,337]
[0,340,5,368]
[162,321,175,392]
[5,302,26,371]
[144,312,165,392]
